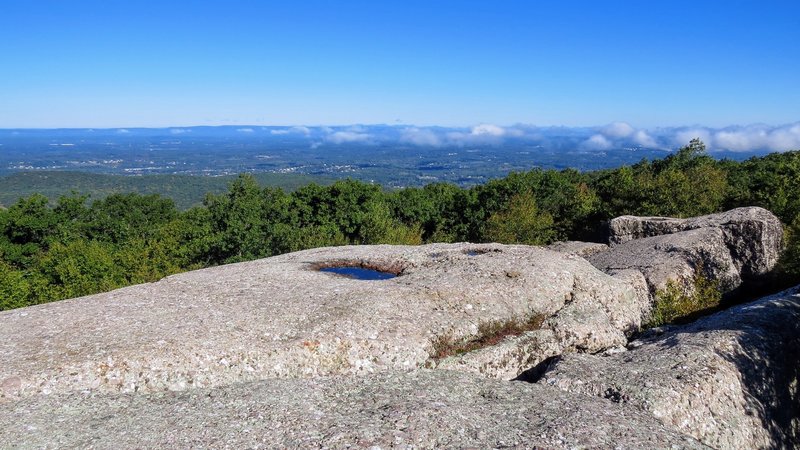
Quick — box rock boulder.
[590,207,784,295]
[608,207,783,278]
[539,285,800,449]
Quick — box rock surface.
[0,370,708,449]
[607,207,783,277]
[590,207,783,295]
[0,243,645,399]
[546,240,609,258]
[540,285,800,449]
[1,210,795,449]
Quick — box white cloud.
[445,131,469,144]
[504,126,526,138]
[658,123,800,152]
[109,122,797,153]
[713,129,763,152]
[471,123,506,137]
[583,134,612,150]
[601,122,635,138]
[346,125,368,133]
[271,126,312,136]
[708,123,800,152]
[674,129,713,149]
[400,127,442,147]
[766,123,800,150]
[631,129,657,147]
[325,130,372,144]
[426,124,510,146]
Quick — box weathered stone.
[0,369,708,449]
[539,285,800,449]
[608,268,652,320]
[546,240,609,258]
[608,207,783,279]
[589,227,742,294]
[589,208,783,297]
[0,243,645,399]
[434,329,564,379]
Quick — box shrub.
[647,266,721,327]
[483,191,555,245]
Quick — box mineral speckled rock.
[0,243,644,399]
[546,240,609,258]
[0,370,709,449]
[607,207,783,278]
[539,285,800,449]
[589,227,741,293]
[589,207,783,295]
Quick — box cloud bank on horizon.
[260,121,800,153]
[16,122,797,154]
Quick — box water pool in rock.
[319,266,397,280]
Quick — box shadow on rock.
[535,286,800,449]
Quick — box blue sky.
[1,1,798,128]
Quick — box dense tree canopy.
[1,140,799,310]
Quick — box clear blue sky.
[1,1,798,128]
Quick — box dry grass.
[430,313,547,360]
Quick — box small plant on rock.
[647,265,721,328]
[430,313,547,360]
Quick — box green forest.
[2,139,799,311]
[0,171,335,210]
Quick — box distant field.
[0,171,335,210]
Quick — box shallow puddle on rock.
[319,266,397,280]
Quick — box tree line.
[2,139,799,310]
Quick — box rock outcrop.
[546,240,609,258]
[0,243,646,400]
[589,207,783,295]
[539,285,800,449]
[0,369,708,449]
[1,208,796,449]
[2,275,797,449]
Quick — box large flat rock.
[539,285,800,449]
[0,369,708,449]
[0,243,643,400]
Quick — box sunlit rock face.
[541,285,800,449]
[589,206,783,295]
[0,208,796,449]
[0,243,643,399]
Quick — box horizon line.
[1,121,799,131]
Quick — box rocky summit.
[0,208,798,449]
[0,243,647,399]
